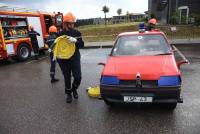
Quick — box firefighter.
[146,18,157,31]
[46,25,59,83]
[57,12,84,103]
[28,24,40,60]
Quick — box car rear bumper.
[100,85,183,103]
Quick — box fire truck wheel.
[1,57,9,62]
[17,43,31,61]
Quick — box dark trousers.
[57,56,82,94]
[50,53,56,79]
[32,43,39,55]
[32,42,39,59]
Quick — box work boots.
[65,88,72,103]
[66,93,72,103]
[50,74,59,83]
[71,85,78,99]
[35,55,39,60]
[65,87,78,103]
[51,78,59,83]
[72,90,78,99]
[66,91,78,103]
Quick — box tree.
[117,8,122,16]
[102,5,109,25]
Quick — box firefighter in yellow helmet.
[57,12,84,103]
[46,25,59,83]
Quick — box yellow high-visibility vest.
[53,35,76,59]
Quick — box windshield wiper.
[154,52,172,56]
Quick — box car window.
[112,34,171,56]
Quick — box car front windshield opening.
[112,34,171,56]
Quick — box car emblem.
[136,72,142,88]
[138,36,143,40]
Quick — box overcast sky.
[0,0,148,19]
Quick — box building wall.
[178,0,200,15]
[148,0,200,24]
[148,0,168,24]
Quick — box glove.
[68,36,77,43]
[48,49,52,53]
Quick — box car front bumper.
[100,85,183,103]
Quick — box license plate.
[124,96,153,103]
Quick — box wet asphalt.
[0,44,200,134]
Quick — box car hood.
[102,55,180,80]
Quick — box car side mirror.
[98,62,105,66]
[171,45,177,52]
[177,60,189,69]
[172,49,177,52]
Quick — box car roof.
[118,30,166,37]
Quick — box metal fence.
[158,25,200,40]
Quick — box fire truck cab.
[0,6,63,61]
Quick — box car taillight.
[158,76,181,87]
[101,76,119,85]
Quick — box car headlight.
[158,76,181,87]
[101,76,119,85]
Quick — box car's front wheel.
[104,99,114,106]
[163,103,177,110]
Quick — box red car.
[100,30,188,109]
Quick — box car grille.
[120,80,158,87]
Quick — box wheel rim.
[20,47,29,59]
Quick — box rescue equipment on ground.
[53,35,76,60]
[87,86,101,98]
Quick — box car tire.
[104,99,114,106]
[1,57,9,62]
[16,43,31,61]
[163,103,177,110]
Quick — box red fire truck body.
[0,9,62,61]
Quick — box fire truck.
[0,5,63,61]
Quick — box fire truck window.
[44,15,53,33]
